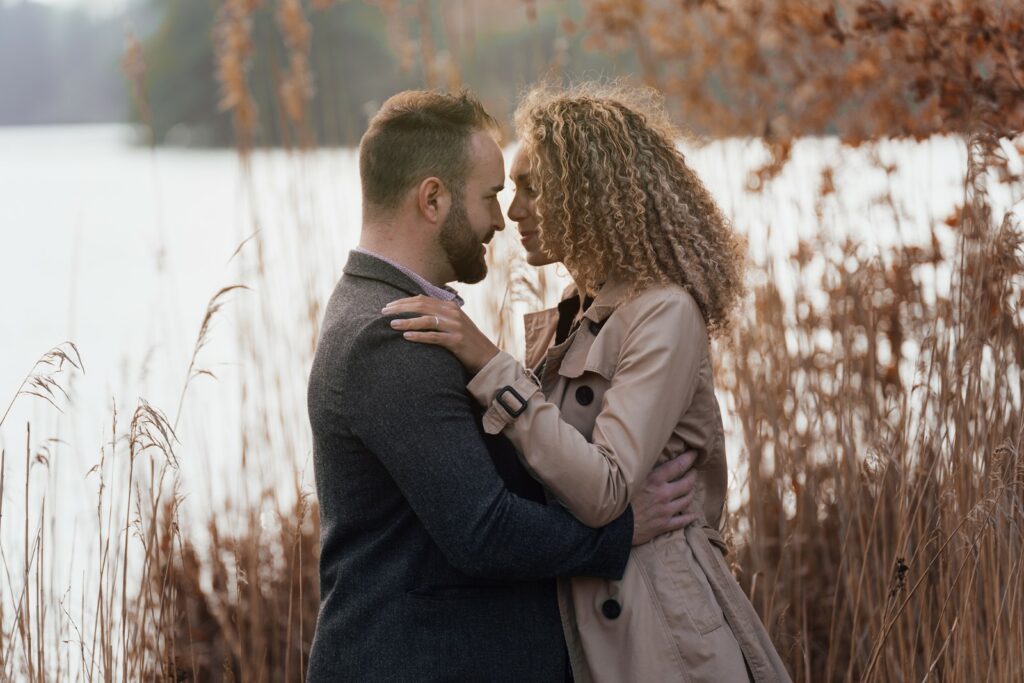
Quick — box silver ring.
[433,315,441,331]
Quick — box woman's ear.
[417,177,450,224]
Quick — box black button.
[601,599,621,620]
[589,320,603,335]
[575,385,594,406]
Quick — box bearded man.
[305,90,697,681]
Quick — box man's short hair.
[359,90,498,214]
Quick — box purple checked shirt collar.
[354,247,465,307]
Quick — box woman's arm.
[385,290,708,528]
[473,293,707,526]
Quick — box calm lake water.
[0,125,1019,646]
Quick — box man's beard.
[440,194,488,284]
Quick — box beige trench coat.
[467,281,791,683]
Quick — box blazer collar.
[342,249,429,297]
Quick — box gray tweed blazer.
[305,250,633,682]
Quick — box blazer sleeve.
[341,318,633,581]
[467,291,707,527]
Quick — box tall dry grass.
[720,130,1024,680]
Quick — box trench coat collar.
[581,279,631,325]
[523,279,630,376]
[523,307,559,371]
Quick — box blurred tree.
[0,3,127,124]
[142,0,407,146]
[141,0,635,147]
[141,0,224,144]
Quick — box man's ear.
[416,177,450,225]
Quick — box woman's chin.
[525,251,558,268]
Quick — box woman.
[383,83,790,682]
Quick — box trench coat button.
[601,598,621,620]
[575,385,594,406]
[589,320,602,335]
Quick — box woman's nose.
[507,195,525,221]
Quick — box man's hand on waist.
[630,449,699,546]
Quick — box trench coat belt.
[700,524,729,556]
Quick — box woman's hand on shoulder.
[382,295,499,374]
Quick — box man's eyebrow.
[489,183,505,193]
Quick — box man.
[306,90,698,681]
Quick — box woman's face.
[507,148,562,267]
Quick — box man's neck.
[358,226,450,287]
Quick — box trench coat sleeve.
[343,320,633,580]
[467,292,707,527]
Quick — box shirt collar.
[354,247,464,307]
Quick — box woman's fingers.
[400,330,449,345]
[381,298,493,371]
[389,314,446,331]
[383,294,433,307]
[382,295,458,316]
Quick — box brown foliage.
[214,0,262,154]
[275,0,316,147]
[141,495,319,681]
[582,0,1024,179]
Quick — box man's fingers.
[656,507,699,536]
[651,448,698,484]
[664,468,697,500]
[657,513,691,535]
[673,512,700,529]
[665,488,695,517]
[671,489,696,516]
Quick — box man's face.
[440,131,506,284]
[507,147,561,267]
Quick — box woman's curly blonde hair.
[514,82,746,337]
